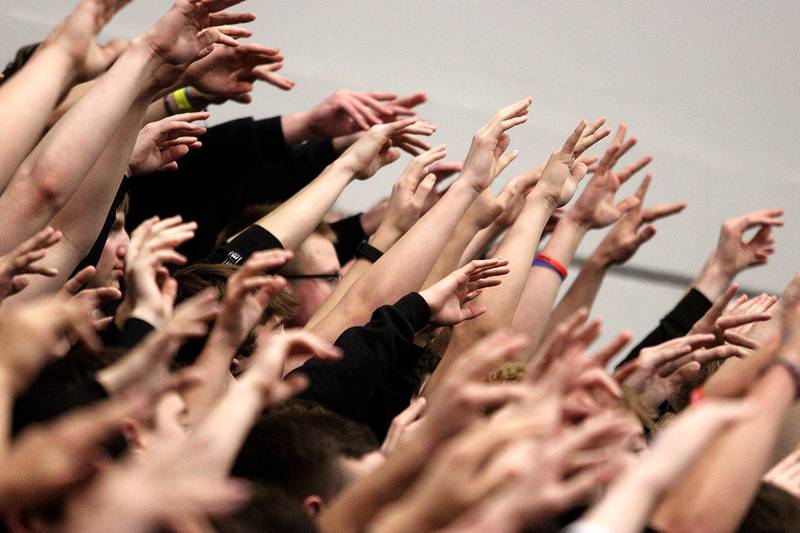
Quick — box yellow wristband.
[173,87,195,113]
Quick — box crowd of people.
[1,0,799,531]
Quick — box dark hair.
[1,43,40,84]
[737,482,800,532]
[211,483,318,533]
[171,262,297,366]
[231,400,377,503]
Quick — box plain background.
[2,0,799,347]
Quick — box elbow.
[17,161,67,213]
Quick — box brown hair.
[173,262,297,321]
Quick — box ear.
[121,417,146,453]
[302,495,324,518]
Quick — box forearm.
[311,181,479,343]
[183,332,238,427]
[0,44,78,193]
[458,193,554,341]
[512,214,589,355]
[693,252,735,302]
[541,252,609,345]
[460,222,505,266]
[423,219,481,288]
[46,81,94,129]
[319,429,438,533]
[189,380,263,475]
[582,464,667,533]
[425,196,553,394]
[653,367,794,533]
[0,374,12,457]
[254,160,352,251]
[0,41,160,253]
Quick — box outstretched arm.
[545,173,686,340]
[309,99,532,343]
[426,119,609,394]
[0,0,244,255]
[0,0,130,195]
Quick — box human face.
[89,209,130,289]
[285,234,341,327]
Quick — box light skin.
[426,117,610,395]
[510,124,642,357]
[0,0,247,300]
[310,99,532,344]
[543,172,686,338]
[0,0,131,197]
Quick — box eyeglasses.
[284,273,342,285]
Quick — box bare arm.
[310,99,532,343]
[0,0,128,194]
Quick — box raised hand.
[337,119,436,180]
[380,145,447,237]
[689,284,772,350]
[567,126,649,229]
[533,117,611,208]
[45,0,132,82]
[117,216,196,327]
[0,293,100,394]
[213,250,292,348]
[128,112,208,176]
[98,289,220,398]
[238,328,341,404]
[711,209,783,276]
[764,443,800,499]
[142,0,248,88]
[591,174,686,266]
[181,41,283,102]
[421,330,530,441]
[459,98,531,193]
[381,397,426,455]
[614,334,742,411]
[0,393,144,509]
[249,61,295,91]
[0,227,62,302]
[286,89,429,142]
[419,259,510,327]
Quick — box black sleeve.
[205,225,283,265]
[126,116,338,263]
[329,213,367,265]
[617,288,712,367]
[71,177,129,277]
[294,293,430,439]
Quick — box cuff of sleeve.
[116,318,155,350]
[666,287,713,330]
[220,225,284,265]
[330,214,367,264]
[394,293,432,333]
[254,115,287,152]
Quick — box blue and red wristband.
[532,253,568,281]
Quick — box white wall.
[2,1,799,346]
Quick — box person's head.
[232,400,382,518]
[280,224,340,328]
[737,482,800,532]
[88,195,130,290]
[211,483,318,533]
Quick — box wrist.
[129,305,165,329]
[563,208,593,231]
[693,253,735,301]
[527,186,561,212]
[281,111,314,144]
[370,222,402,250]
[127,38,170,94]
[587,249,614,271]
